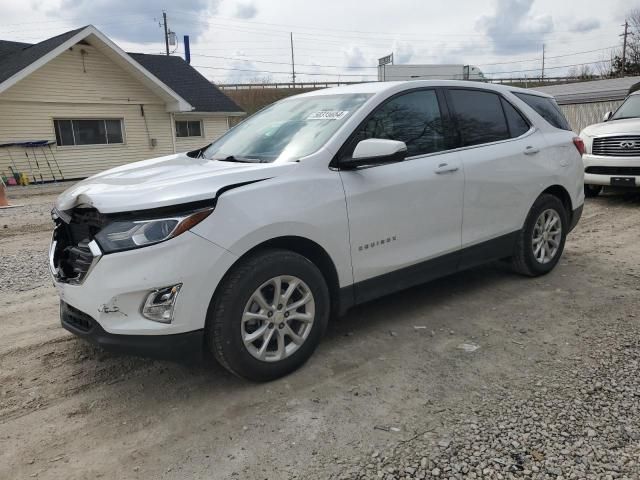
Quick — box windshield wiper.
[214,155,261,163]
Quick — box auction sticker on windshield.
[307,111,349,120]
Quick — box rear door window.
[513,92,571,130]
[447,89,510,146]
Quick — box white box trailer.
[378,64,485,81]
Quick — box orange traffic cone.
[0,178,13,208]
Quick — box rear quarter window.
[513,92,571,131]
[500,98,530,138]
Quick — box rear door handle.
[524,146,540,155]
[435,162,459,174]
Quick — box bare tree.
[593,54,614,78]
[612,9,640,75]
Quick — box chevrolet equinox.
[51,81,585,381]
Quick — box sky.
[0,0,635,84]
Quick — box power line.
[171,10,621,40]
[190,52,377,68]
[190,43,619,70]
[474,45,618,66]
[192,64,377,77]
[192,57,611,79]
[167,13,621,48]
[0,10,622,81]
[481,59,611,76]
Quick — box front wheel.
[511,194,568,277]
[584,184,602,198]
[206,249,330,381]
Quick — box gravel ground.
[326,318,640,480]
[0,188,55,293]
[1,185,639,480]
[0,249,50,293]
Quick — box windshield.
[202,93,372,163]
[611,95,640,121]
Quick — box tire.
[206,249,330,382]
[584,184,602,198]
[511,194,568,277]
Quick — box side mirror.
[603,111,612,122]
[340,139,407,169]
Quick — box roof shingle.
[129,53,243,113]
[0,27,86,85]
[0,40,32,58]
[0,27,243,114]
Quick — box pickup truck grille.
[592,136,640,157]
[51,207,106,284]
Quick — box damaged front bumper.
[60,301,204,360]
[50,224,238,347]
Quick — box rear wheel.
[584,184,602,198]
[206,249,329,381]
[511,194,567,277]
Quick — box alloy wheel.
[532,208,562,264]
[241,275,315,362]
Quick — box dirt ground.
[1,185,639,479]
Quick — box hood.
[56,153,297,214]
[581,117,640,137]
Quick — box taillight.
[573,137,585,156]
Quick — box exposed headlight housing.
[95,208,213,253]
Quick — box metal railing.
[216,77,600,90]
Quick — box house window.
[175,120,203,138]
[54,119,124,146]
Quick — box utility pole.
[163,11,170,56]
[290,32,296,86]
[620,20,629,77]
[541,43,545,82]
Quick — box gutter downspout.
[169,112,177,154]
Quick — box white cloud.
[47,0,220,43]
[393,42,415,64]
[569,18,600,33]
[0,0,623,82]
[235,2,257,19]
[343,46,367,68]
[477,0,554,54]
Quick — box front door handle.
[435,162,459,174]
[524,146,540,155]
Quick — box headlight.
[95,208,213,253]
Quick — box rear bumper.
[60,301,204,360]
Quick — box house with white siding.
[0,25,244,182]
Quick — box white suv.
[50,81,584,381]
[580,90,640,197]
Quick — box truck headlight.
[95,208,213,253]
